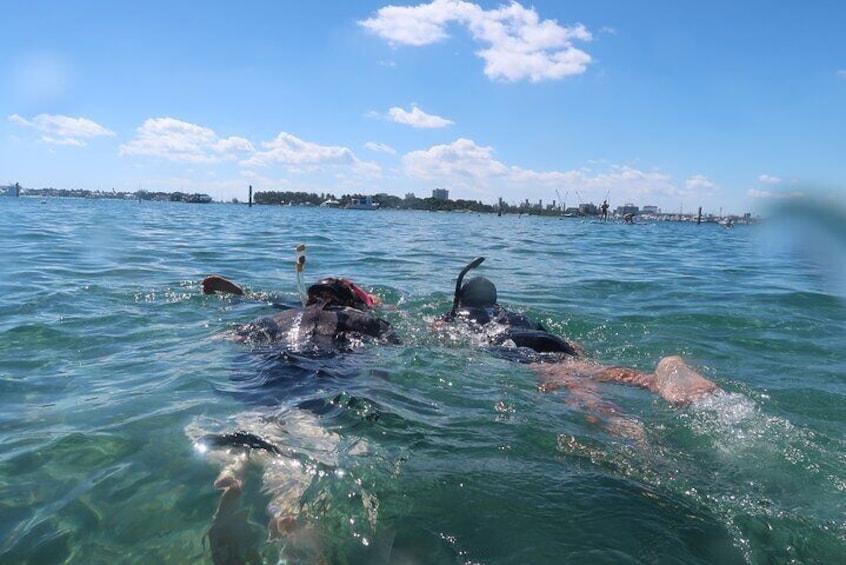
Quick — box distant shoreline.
[6,190,757,224]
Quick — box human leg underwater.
[532,356,720,406]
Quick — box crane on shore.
[555,189,567,212]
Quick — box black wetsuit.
[206,300,398,452]
[235,300,398,352]
[449,305,578,361]
[218,300,398,409]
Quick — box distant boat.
[320,199,341,208]
[184,193,213,204]
[345,196,378,210]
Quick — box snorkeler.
[437,261,579,358]
[199,273,398,562]
[438,258,719,407]
[202,274,397,350]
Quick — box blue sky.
[2,0,843,214]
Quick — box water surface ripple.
[1,198,844,564]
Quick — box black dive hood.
[450,256,485,318]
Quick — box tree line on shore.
[254,191,565,215]
[10,185,597,217]
[14,187,212,203]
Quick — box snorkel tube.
[449,256,485,319]
[295,244,307,306]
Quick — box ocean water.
[1,197,844,564]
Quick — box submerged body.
[204,273,396,353]
[232,302,397,352]
[448,304,579,359]
[199,274,396,563]
[440,261,720,409]
[438,269,579,360]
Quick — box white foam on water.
[673,391,846,560]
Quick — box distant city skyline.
[3,1,844,216]
[4,184,756,220]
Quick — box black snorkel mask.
[449,256,485,319]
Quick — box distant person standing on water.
[600,200,610,222]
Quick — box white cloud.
[241,132,356,168]
[117,118,380,181]
[685,174,717,192]
[351,160,383,178]
[119,117,254,163]
[748,189,805,200]
[216,136,255,154]
[359,0,467,46]
[360,0,592,82]
[589,166,675,195]
[400,138,689,205]
[365,141,397,154]
[243,132,382,178]
[403,138,509,179]
[42,136,85,147]
[388,105,453,128]
[758,173,781,184]
[8,113,115,146]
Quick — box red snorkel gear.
[343,279,378,308]
[306,277,379,309]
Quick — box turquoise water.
[1,197,844,564]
